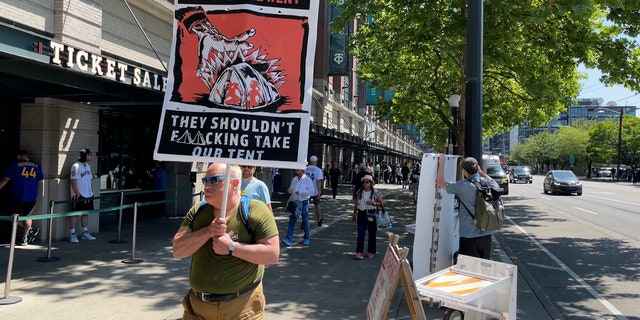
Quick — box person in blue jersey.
[240,165,273,214]
[0,150,44,245]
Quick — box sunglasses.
[202,174,235,185]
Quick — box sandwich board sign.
[154,0,319,169]
[366,234,426,320]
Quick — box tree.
[553,126,589,169]
[620,115,640,177]
[333,0,640,153]
[587,120,619,165]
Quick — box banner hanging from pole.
[154,0,319,169]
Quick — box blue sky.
[578,68,640,107]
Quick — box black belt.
[193,281,260,302]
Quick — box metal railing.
[0,186,203,305]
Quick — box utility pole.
[464,0,483,161]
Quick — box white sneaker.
[70,233,79,243]
[81,231,96,240]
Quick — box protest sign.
[154,1,319,168]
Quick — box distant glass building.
[491,98,637,156]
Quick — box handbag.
[376,203,392,230]
[285,198,297,217]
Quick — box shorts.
[8,200,36,216]
[72,196,94,212]
[311,196,320,206]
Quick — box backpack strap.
[239,195,253,236]
[189,197,253,237]
[457,195,475,220]
[458,178,481,219]
[189,200,210,230]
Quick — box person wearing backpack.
[172,163,279,319]
[436,154,499,260]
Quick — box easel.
[366,234,427,320]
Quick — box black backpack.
[459,179,505,231]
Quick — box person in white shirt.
[69,148,96,243]
[305,155,324,226]
[283,167,315,246]
[351,174,383,260]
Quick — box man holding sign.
[172,163,279,319]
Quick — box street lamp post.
[595,102,638,182]
[448,94,461,155]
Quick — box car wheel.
[543,186,547,194]
[577,191,582,196]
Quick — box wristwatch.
[228,241,236,256]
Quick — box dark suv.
[486,165,509,195]
[509,166,532,184]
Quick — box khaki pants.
[182,283,265,320]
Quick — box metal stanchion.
[109,190,127,244]
[1,214,23,305]
[122,202,143,264]
[37,201,60,262]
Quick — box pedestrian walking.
[305,155,324,226]
[283,167,314,246]
[329,162,341,199]
[351,174,383,260]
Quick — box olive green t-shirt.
[181,199,278,293]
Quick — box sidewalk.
[1,183,557,319]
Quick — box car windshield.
[486,166,505,175]
[515,167,528,174]
[553,171,577,179]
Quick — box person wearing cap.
[305,155,324,226]
[436,154,499,260]
[69,148,96,243]
[352,174,383,260]
[0,149,44,245]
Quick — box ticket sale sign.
[154,0,319,168]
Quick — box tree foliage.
[332,0,640,153]
[510,117,640,175]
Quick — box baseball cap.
[460,157,478,171]
[309,155,318,162]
